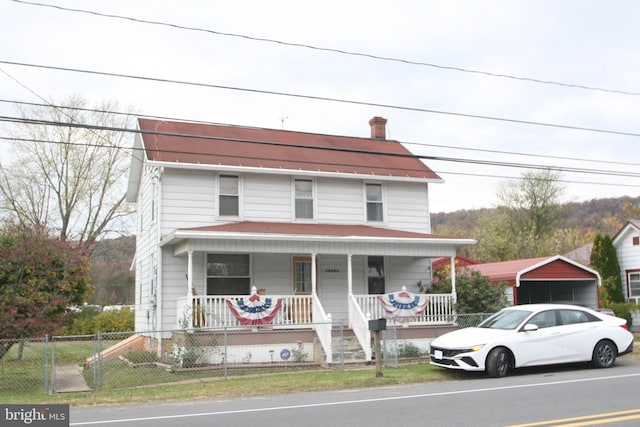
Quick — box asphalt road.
[70,357,640,427]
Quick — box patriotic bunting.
[379,287,428,322]
[226,291,283,325]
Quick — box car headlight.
[470,345,485,352]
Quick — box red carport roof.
[137,118,441,180]
[468,255,599,286]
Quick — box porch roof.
[161,221,476,257]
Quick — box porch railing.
[352,293,454,324]
[177,294,315,329]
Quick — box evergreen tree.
[590,233,625,304]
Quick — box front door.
[293,256,312,295]
[291,257,312,323]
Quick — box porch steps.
[330,334,367,365]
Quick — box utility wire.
[2,97,639,170]
[1,60,639,139]
[8,0,640,97]
[2,116,640,181]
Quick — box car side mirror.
[523,324,539,332]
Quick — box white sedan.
[429,304,634,377]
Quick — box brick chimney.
[369,116,387,140]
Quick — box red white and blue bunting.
[379,287,428,322]
[226,291,283,325]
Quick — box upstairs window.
[366,183,383,222]
[219,175,239,216]
[294,179,314,219]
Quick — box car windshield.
[478,309,532,330]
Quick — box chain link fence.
[0,314,491,397]
[382,313,492,367]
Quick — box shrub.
[607,303,634,330]
[61,307,134,335]
[398,343,422,358]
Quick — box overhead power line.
[3,97,640,169]
[1,60,639,140]
[9,0,640,97]
[2,115,640,183]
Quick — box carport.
[469,255,601,309]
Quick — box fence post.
[223,327,228,380]
[44,335,49,395]
[339,320,344,371]
[51,336,56,393]
[97,332,102,390]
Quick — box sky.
[1,0,639,213]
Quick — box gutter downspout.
[156,167,164,351]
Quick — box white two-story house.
[126,116,475,361]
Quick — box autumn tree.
[0,96,135,251]
[492,169,565,259]
[0,222,91,359]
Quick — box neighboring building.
[612,220,640,304]
[126,116,475,362]
[468,255,601,309]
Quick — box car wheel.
[592,340,617,368]
[486,347,510,378]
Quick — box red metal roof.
[137,118,441,180]
[183,221,453,239]
[469,256,598,286]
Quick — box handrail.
[311,293,332,364]
[348,294,372,360]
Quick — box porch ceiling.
[161,221,476,257]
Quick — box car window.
[559,309,595,325]
[478,309,531,330]
[527,310,558,329]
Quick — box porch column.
[187,250,194,328]
[311,253,317,295]
[347,254,353,295]
[450,255,457,304]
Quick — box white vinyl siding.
[243,174,291,221]
[316,178,362,224]
[385,181,431,233]
[160,169,216,234]
[614,226,640,301]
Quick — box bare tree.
[0,95,134,250]
[496,169,564,240]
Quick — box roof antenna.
[279,110,289,129]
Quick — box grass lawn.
[2,358,457,406]
[3,335,637,407]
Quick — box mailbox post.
[368,318,386,377]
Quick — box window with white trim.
[294,179,314,219]
[206,254,250,295]
[219,175,239,216]
[629,272,640,297]
[366,183,383,222]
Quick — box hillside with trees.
[431,195,640,263]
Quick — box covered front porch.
[163,222,476,362]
